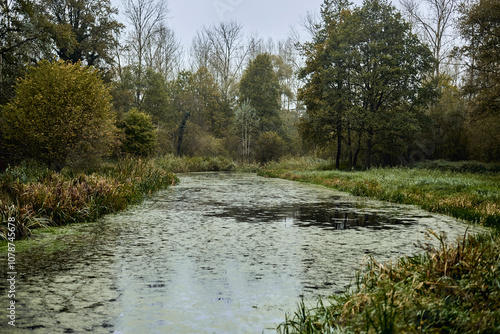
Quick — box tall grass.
[155,154,237,173]
[0,157,176,240]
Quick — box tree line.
[0,0,499,170]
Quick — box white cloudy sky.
[113,0,367,46]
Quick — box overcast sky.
[113,0,366,47]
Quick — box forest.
[0,0,498,171]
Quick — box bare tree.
[191,21,256,105]
[235,101,258,161]
[144,24,182,81]
[124,0,168,104]
[400,0,458,78]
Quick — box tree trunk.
[365,129,373,169]
[176,111,191,156]
[335,120,342,169]
[347,122,353,168]
[353,131,361,168]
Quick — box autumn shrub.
[0,60,119,170]
[181,127,228,157]
[119,108,158,157]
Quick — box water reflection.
[208,203,420,230]
[0,172,476,334]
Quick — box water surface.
[1,173,476,333]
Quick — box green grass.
[260,161,500,228]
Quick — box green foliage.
[0,60,119,170]
[425,79,469,161]
[141,68,171,124]
[119,108,158,156]
[240,53,282,133]
[181,123,228,157]
[459,0,500,117]
[41,0,123,71]
[299,0,436,168]
[164,68,229,156]
[0,0,52,104]
[458,0,500,162]
[254,131,287,163]
[466,115,500,162]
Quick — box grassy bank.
[278,230,500,334]
[260,159,500,228]
[0,157,178,241]
[260,158,500,333]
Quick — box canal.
[1,173,475,333]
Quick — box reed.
[0,157,176,240]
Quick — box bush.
[0,60,119,170]
[119,108,158,156]
[254,131,286,163]
[181,123,228,157]
[412,160,500,173]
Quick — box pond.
[1,173,476,333]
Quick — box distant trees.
[0,0,49,104]
[5,0,498,169]
[400,0,458,79]
[299,0,436,168]
[0,0,122,105]
[191,21,254,107]
[457,0,500,161]
[0,60,119,170]
[164,68,228,156]
[240,53,282,133]
[123,0,176,105]
[235,102,258,161]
